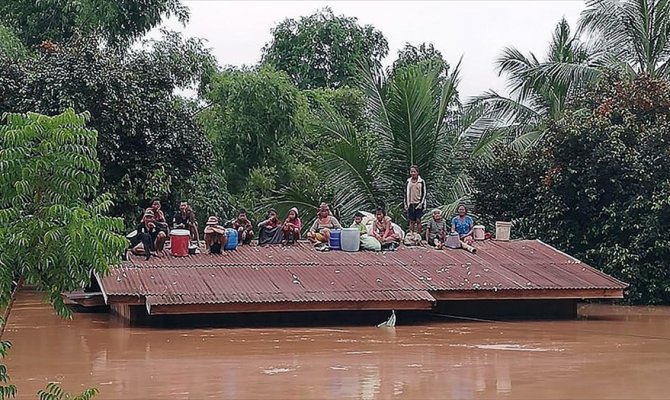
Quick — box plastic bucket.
[473,225,485,241]
[329,229,342,250]
[224,228,238,250]
[495,221,512,241]
[170,229,190,257]
[341,228,360,252]
[445,232,461,249]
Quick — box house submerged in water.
[65,240,628,326]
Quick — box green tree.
[471,75,670,304]
[261,7,388,89]
[0,33,216,225]
[579,0,670,77]
[0,25,29,61]
[389,42,450,78]
[202,66,305,194]
[277,61,497,226]
[0,0,188,47]
[0,109,127,398]
[472,18,600,149]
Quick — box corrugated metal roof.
[99,240,627,309]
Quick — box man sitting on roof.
[233,209,254,245]
[173,200,198,241]
[146,198,169,234]
[204,216,227,254]
[131,209,167,260]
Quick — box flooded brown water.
[4,291,670,399]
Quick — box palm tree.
[471,18,603,149]
[274,60,497,227]
[579,0,670,78]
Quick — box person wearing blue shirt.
[451,204,474,244]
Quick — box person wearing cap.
[173,200,198,241]
[307,203,342,244]
[282,207,302,245]
[131,209,167,260]
[204,216,227,254]
[426,208,448,249]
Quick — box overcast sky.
[155,0,585,100]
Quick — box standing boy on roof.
[404,165,426,236]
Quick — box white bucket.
[495,222,512,241]
[445,232,461,249]
[473,225,485,241]
[340,228,360,252]
[170,229,190,237]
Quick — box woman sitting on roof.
[307,203,342,244]
[282,207,302,245]
[372,207,400,250]
[258,208,284,245]
[426,208,448,249]
[451,204,474,245]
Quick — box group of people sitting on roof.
[126,165,477,258]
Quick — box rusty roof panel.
[145,289,435,306]
[99,240,627,307]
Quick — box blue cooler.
[224,228,238,250]
[329,229,342,250]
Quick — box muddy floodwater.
[4,291,670,399]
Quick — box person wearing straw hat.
[426,208,448,249]
[282,207,302,245]
[204,216,227,254]
[131,209,167,260]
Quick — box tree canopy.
[471,75,670,304]
[261,7,389,89]
[390,42,450,78]
[0,0,188,47]
[0,32,215,225]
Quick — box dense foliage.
[0,0,188,47]
[472,75,670,304]
[262,7,389,89]
[0,0,668,314]
[0,33,215,226]
[0,110,126,398]
[390,42,450,78]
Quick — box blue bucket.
[224,228,238,250]
[329,229,342,250]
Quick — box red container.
[170,229,190,257]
